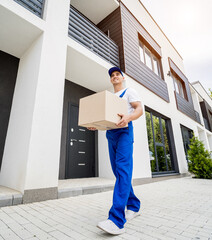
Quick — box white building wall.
[192,82,212,106]
[0,0,70,193]
[124,75,188,175]
[207,133,212,152]
[121,0,184,74]
[0,34,44,192]
[1,0,211,196]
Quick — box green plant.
[209,88,212,98]
[187,135,212,179]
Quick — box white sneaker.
[125,209,140,220]
[97,219,125,235]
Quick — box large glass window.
[152,115,162,143]
[145,111,156,172]
[181,125,194,162]
[161,118,172,171]
[172,74,187,100]
[153,57,160,76]
[139,42,144,63]
[145,110,175,174]
[139,40,162,78]
[144,48,152,70]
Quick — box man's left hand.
[116,113,131,127]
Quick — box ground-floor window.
[180,125,193,162]
[145,109,176,174]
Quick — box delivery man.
[88,66,143,235]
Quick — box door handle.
[70,139,77,142]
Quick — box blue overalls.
[106,88,141,229]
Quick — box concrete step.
[0,173,190,207]
[58,177,115,198]
[0,185,23,207]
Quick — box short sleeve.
[127,88,141,103]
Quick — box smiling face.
[110,71,124,86]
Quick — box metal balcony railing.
[68,5,120,67]
[13,0,45,18]
[194,110,201,124]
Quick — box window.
[180,125,194,162]
[153,57,160,76]
[172,76,179,94]
[139,41,162,78]
[104,30,110,37]
[144,48,152,69]
[145,110,175,173]
[172,74,187,100]
[139,42,144,63]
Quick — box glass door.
[145,111,175,174]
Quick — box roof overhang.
[71,0,119,24]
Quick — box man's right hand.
[87,127,97,131]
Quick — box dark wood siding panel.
[205,100,212,131]
[124,57,168,94]
[184,79,193,103]
[200,100,212,131]
[97,7,124,71]
[169,58,193,103]
[121,4,161,57]
[169,58,197,121]
[120,3,169,102]
[175,92,196,121]
[169,58,187,82]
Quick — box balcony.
[13,0,45,18]
[68,5,119,67]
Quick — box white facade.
[0,0,211,202]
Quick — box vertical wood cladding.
[175,92,196,121]
[120,3,169,102]
[200,100,212,132]
[97,7,124,71]
[97,4,169,102]
[169,58,196,122]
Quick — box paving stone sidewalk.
[0,176,212,240]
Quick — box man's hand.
[116,102,143,127]
[87,127,97,131]
[116,114,131,127]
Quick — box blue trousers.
[106,121,140,229]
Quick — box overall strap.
[119,88,128,98]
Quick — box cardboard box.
[78,90,128,130]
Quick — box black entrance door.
[65,102,95,178]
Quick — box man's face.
[110,71,124,85]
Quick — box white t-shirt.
[114,88,141,114]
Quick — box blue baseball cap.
[108,67,123,77]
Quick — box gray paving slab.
[0,176,212,239]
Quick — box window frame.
[139,40,162,78]
[172,73,188,101]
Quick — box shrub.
[187,135,212,179]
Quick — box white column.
[198,130,210,151]
[171,120,188,173]
[207,133,212,152]
[0,0,70,193]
